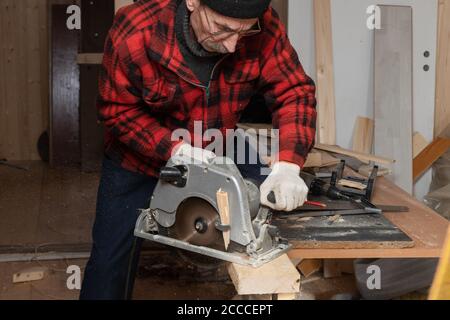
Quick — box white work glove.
[260,161,309,212]
[173,143,216,164]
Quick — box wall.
[0,0,49,161]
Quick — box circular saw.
[134,155,290,268]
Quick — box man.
[80,0,316,300]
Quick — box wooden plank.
[429,226,450,300]
[50,4,80,167]
[274,212,414,250]
[374,5,413,194]
[287,176,449,259]
[413,137,450,181]
[13,267,47,284]
[352,117,374,155]
[314,0,336,145]
[228,254,300,295]
[303,151,322,168]
[77,53,103,65]
[314,143,394,165]
[435,0,450,138]
[413,132,429,159]
[216,190,231,250]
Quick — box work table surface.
[288,177,449,259]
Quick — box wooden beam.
[413,137,450,181]
[314,143,395,165]
[50,4,80,167]
[435,0,450,138]
[314,0,336,145]
[228,254,300,296]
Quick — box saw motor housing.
[134,155,290,267]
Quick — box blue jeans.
[80,149,267,300]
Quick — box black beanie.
[201,0,271,19]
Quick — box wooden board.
[13,267,47,284]
[374,5,413,194]
[413,132,429,159]
[50,4,80,167]
[288,176,449,259]
[413,137,450,181]
[273,210,414,250]
[435,0,450,138]
[314,0,336,145]
[352,117,374,155]
[228,254,300,295]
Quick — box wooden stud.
[314,0,336,145]
[435,0,450,138]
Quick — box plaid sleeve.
[97,29,180,163]
[258,16,317,168]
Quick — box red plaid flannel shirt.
[98,0,317,177]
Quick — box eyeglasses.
[200,6,261,44]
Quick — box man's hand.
[173,143,216,164]
[260,161,309,212]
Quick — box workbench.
[286,176,449,260]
